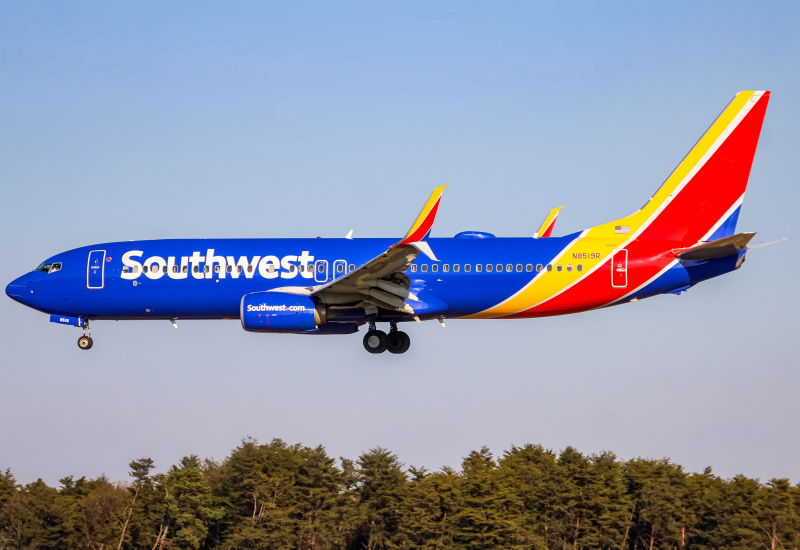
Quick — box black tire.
[363,330,388,354]
[77,336,93,350]
[387,331,411,354]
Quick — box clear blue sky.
[2,1,798,485]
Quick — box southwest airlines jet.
[6,91,772,354]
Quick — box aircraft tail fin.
[597,91,770,245]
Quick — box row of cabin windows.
[122,261,586,276]
[123,262,360,275]
[409,263,583,274]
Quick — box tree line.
[1,438,798,550]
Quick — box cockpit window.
[36,262,62,274]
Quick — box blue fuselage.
[5,235,737,324]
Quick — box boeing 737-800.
[6,91,772,354]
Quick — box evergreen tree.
[499,444,560,550]
[0,479,72,549]
[584,451,631,550]
[68,477,128,550]
[166,456,222,549]
[756,478,798,550]
[353,447,406,550]
[0,469,17,505]
[454,446,522,550]
[623,458,685,550]
[1,440,798,550]
[397,466,449,550]
[293,445,347,550]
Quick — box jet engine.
[240,292,326,333]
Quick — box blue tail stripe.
[706,205,741,242]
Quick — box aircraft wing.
[308,186,447,315]
[534,206,563,238]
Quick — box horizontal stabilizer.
[676,232,756,261]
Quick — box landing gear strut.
[77,319,93,350]
[362,321,410,354]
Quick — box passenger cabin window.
[183,266,188,273]
[476,264,483,273]
[204,266,210,273]
[421,265,428,273]
[349,264,355,272]
[465,264,471,272]
[411,264,417,273]
[566,264,572,272]
[226,265,232,273]
[163,265,168,273]
[432,264,438,273]
[486,264,493,272]
[526,264,533,272]
[193,266,199,273]
[496,264,503,273]
[536,264,543,272]
[143,265,149,273]
[215,265,221,273]
[547,264,552,272]
[453,264,460,272]
[516,264,523,272]
[173,266,179,273]
[247,266,253,273]
[557,265,563,272]
[123,266,129,273]
[336,264,343,273]
[290,265,296,273]
[506,264,513,272]
[577,264,583,272]
[238,266,243,273]
[443,264,450,272]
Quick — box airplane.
[6,91,773,355]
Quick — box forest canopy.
[1,438,798,550]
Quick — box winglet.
[534,206,564,238]
[397,185,448,247]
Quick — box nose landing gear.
[362,322,410,354]
[77,319,93,350]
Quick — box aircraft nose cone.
[5,275,29,302]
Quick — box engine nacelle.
[240,292,325,333]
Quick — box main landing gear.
[362,322,411,355]
[77,319,93,350]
